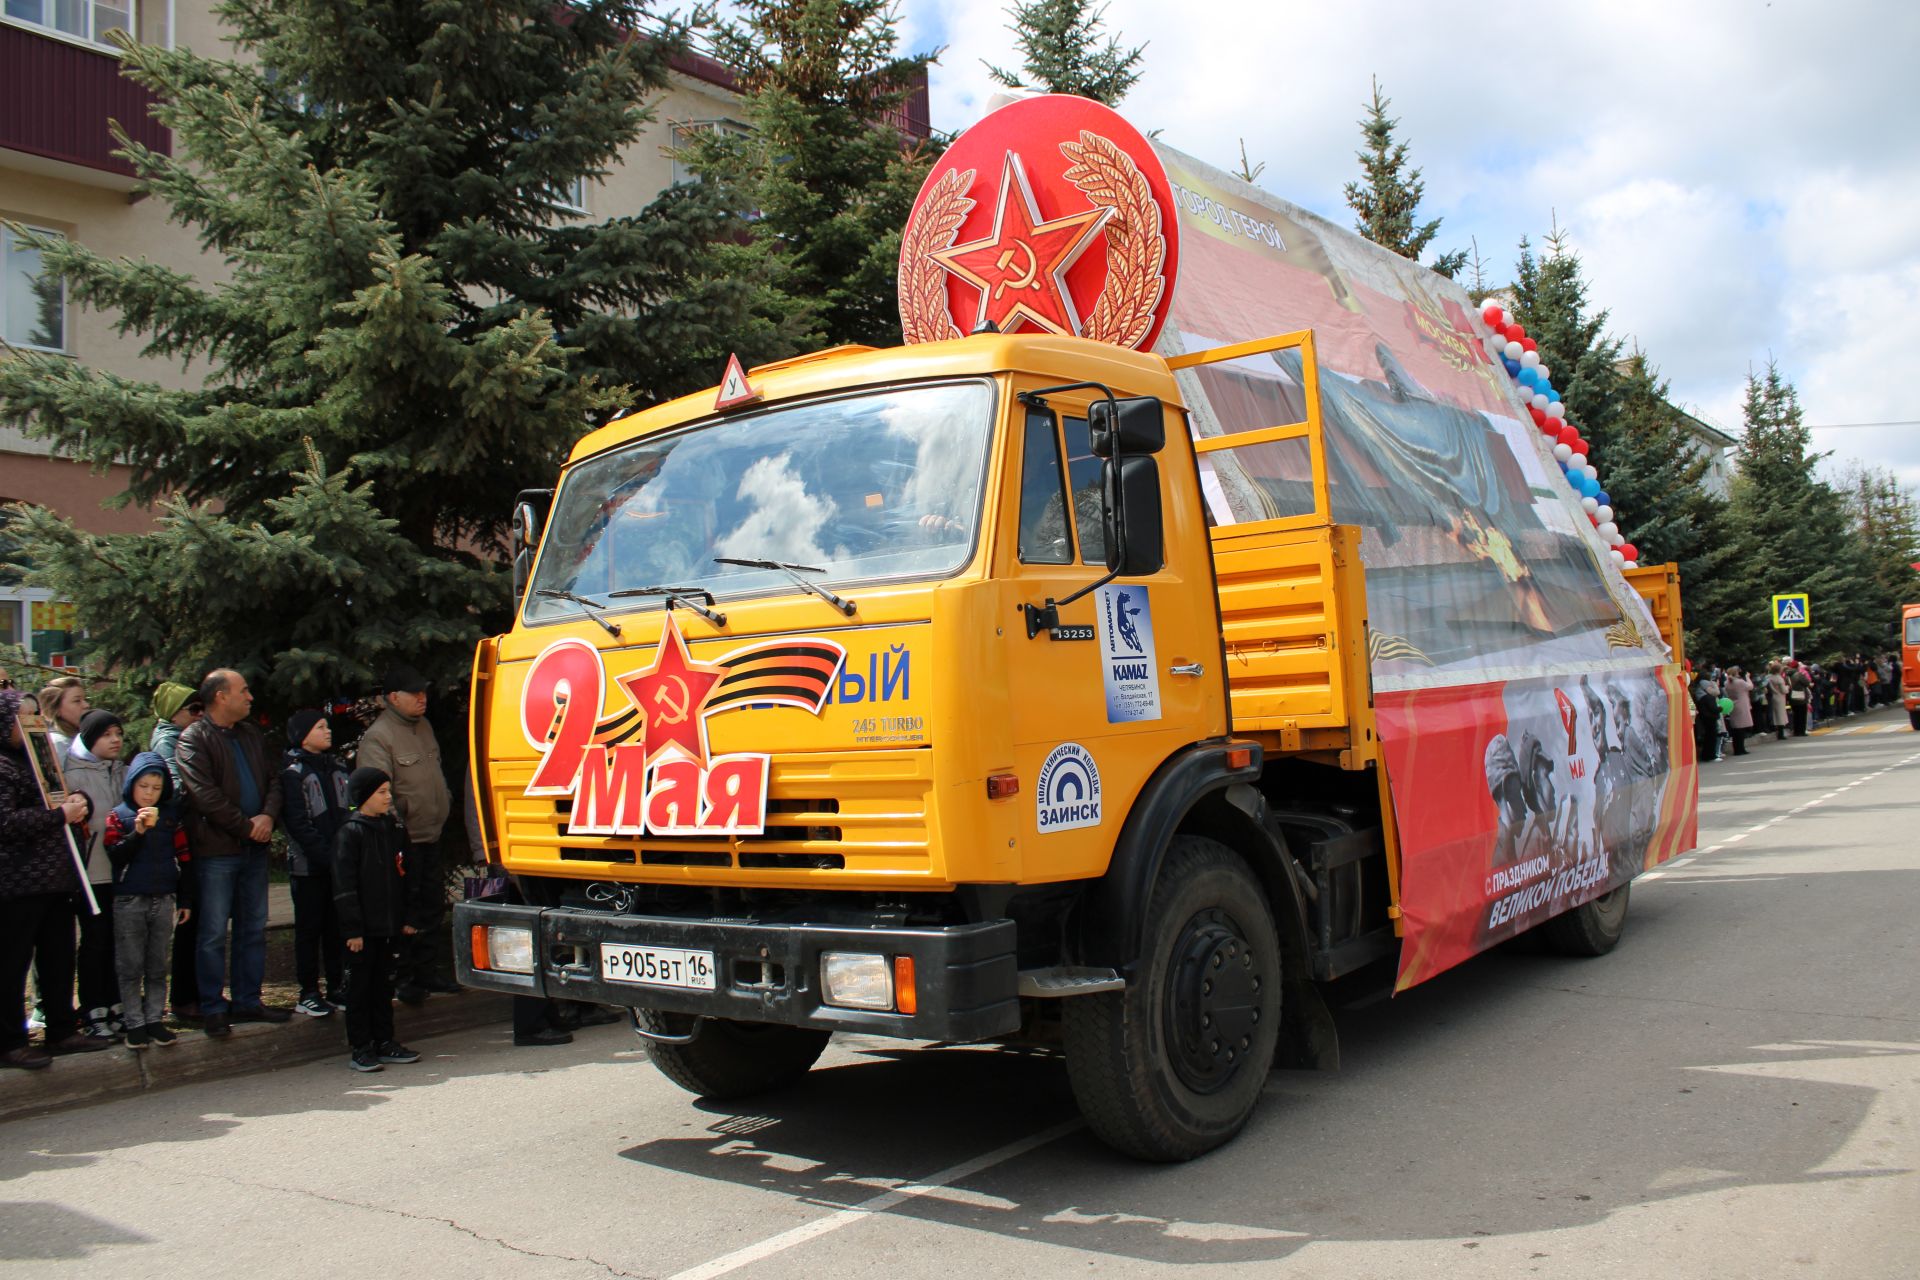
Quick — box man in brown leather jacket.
[175,669,290,1036]
[355,665,455,1002]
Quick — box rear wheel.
[635,1012,830,1099]
[1064,836,1282,1162]
[1909,707,1919,731]
[1539,882,1631,956]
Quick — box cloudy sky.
[888,0,1920,489]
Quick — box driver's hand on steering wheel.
[917,513,965,536]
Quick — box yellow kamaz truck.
[455,97,1696,1160]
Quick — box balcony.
[0,18,170,182]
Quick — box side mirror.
[511,490,552,603]
[1088,396,1165,458]
[1103,457,1164,576]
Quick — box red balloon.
[1481,304,1504,326]
[1507,323,1527,341]
[1558,425,1581,447]
[1589,512,1600,526]
[1520,337,1538,354]
[1574,437,1590,456]
[1619,543,1638,562]
[1529,405,1548,426]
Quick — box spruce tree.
[694,0,940,348]
[1343,77,1465,279]
[985,0,1146,106]
[0,0,778,719]
[1835,463,1920,641]
[1724,362,1875,661]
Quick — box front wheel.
[1539,882,1631,956]
[1064,836,1282,1162]
[635,1012,830,1100]
[1909,707,1919,731]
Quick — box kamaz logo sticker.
[1036,742,1102,833]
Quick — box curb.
[0,991,514,1125]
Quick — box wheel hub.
[1165,908,1263,1093]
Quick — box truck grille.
[492,749,932,881]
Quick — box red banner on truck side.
[1378,667,1698,988]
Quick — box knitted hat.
[348,766,391,809]
[77,708,124,751]
[152,680,197,723]
[287,709,327,748]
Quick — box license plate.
[600,943,717,991]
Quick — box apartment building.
[0,1,932,665]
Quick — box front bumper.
[453,898,1021,1040]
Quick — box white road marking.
[1659,750,1920,874]
[666,1120,1084,1280]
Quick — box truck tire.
[635,1012,830,1100]
[1909,707,1919,731]
[1064,836,1282,1162]
[1538,883,1631,957]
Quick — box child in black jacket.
[281,710,350,1018]
[333,768,431,1072]
[102,752,193,1049]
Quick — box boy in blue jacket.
[282,710,349,1018]
[102,753,193,1048]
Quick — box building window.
[669,119,750,186]
[2,226,66,353]
[548,175,588,215]
[3,0,134,49]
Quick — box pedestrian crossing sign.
[1771,593,1810,629]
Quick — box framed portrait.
[13,710,68,804]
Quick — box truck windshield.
[1908,614,1920,646]
[525,381,995,624]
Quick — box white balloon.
[1608,530,1625,546]
[1622,558,1638,569]
[1581,496,1599,513]
[1610,549,1626,565]
[1597,521,1619,539]
[1532,393,1550,410]
[1595,504,1614,523]
[1535,363,1551,383]
[1545,402,1567,419]
[1505,340,1524,360]
[1583,464,1598,481]
[1520,349,1541,369]
[1568,452,1587,470]
[1553,443,1573,461]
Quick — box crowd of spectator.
[1688,651,1902,762]
[0,664,467,1073]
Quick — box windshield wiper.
[606,584,727,629]
[712,558,857,617]
[534,588,623,638]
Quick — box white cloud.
[899,0,1920,486]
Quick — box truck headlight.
[820,952,892,1010]
[478,925,535,974]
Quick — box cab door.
[1001,390,1227,882]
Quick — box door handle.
[1169,662,1205,678]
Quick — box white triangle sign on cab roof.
[715,352,760,410]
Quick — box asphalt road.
[5,708,1918,1279]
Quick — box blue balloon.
[1581,474,1600,498]
[1502,356,1521,376]
[1518,367,1540,388]
[1596,490,1611,507]
[1546,388,1562,403]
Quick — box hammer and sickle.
[993,240,1041,300]
[652,675,691,725]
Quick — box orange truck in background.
[1902,602,1920,729]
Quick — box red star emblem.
[615,613,725,767]
[929,153,1111,336]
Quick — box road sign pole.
[1789,628,1795,661]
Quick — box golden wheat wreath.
[900,131,1167,348]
